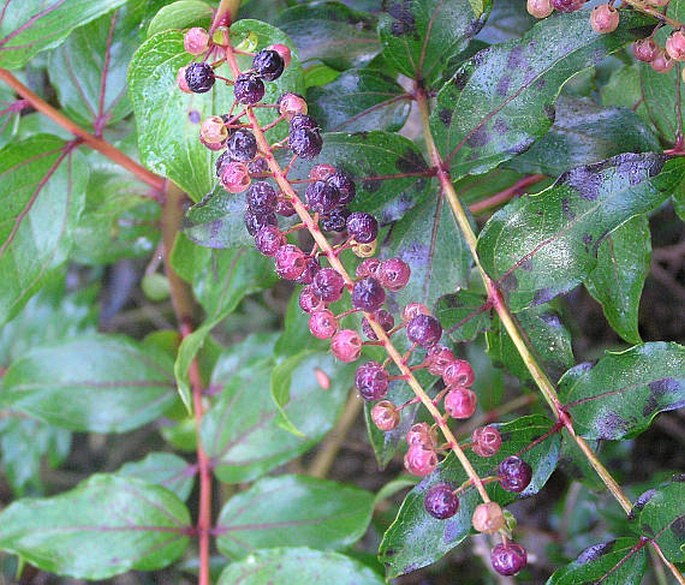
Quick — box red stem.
[468,174,546,214]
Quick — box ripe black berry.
[327,170,356,205]
[312,268,345,303]
[290,114,318,132]
[289,127,323,160]
[424,483,459,519]
[226,129,257,162]
[252,49,285,81]
[355,361,389,401]
[351,277,386,313]
[295,257,321,285]
[497,456,533,493]
[234,73,265,105]
[185,62,215,93]
[491,542,527,576]
[346,212,378,244]
[305,180,340,214]
[254,226,284,256]
[246,181,277,214]
[406,314,442,348]
[244,207,277,237]
[322,207,350,232]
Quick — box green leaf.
[276,3,380,70]
[0,82,20,148]
[559,342,685,440]
[0,0,127,69]
[584,216,651,345]
[601,64,650,122]
[49,4,142,130]
[307,68,411,133]
[639,479,685,563]
[274,292,328,358]
[382,192,471,310]
[202,352,352,483]
[216,475,374,558]
[0,474,190,579]
[477,154,685,312]
[510,96,661,177]
[432,10,652,179]
[640,61,685,146]
[476,0,535,45]
[271,351,317,436]
[378,0,492,86]
[117,452,195,502]
[1,334,177,433]
[0,136,87,326]
[128,21,304,199]
[146,0,213,37]
[670,0,685,21]
[547,538,647,585]
[379,415,561,578]
[435,291,492,344]
[487,304,573,383]
[218,547,385,585]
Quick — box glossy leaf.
[670,0,685,20]
[0,136,87,326]
[560,342,685,440]
[1,335,177,433]
[217,547,385,585]
[379,415,561,577]
[475,0,534,44]
[128,21,303,199]
[378,0,491,86]
[0,475,190,579]
[146,0,213,37]
[276,3,380,70]
[118,452,195,502]
[0,0,127,69]
[640,62,685,145]
[382,193,471,310]
[547,538,647,585]
[0,83,20,148]
[217,475,374,557]
[435,291,492,344]
[202,352,352,483]
[511,96,660,177]
[49,3,143,129]
[584,216,651,345]
[639,479,685,563]
[308,68,410,133]
[432,10,651,179]
[477,154,685,312]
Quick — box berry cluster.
[178,26,530,577]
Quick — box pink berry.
[406,422,437,448]
[402,302,430,322]
[666,30,685,61]
[295,257,320,285]
[633,38,660,62]
[356,258,381,278]
[330,329,362,362]
[471,426,502,458]
[309,309,339,339]
[442,359,475,388]
[274,244,307,280]
[309,163,337,181]
[444,388,477,419]
[184,27,210,55]
[551,0,584,12]
[277,92,308,119]
[404,445,438,477]
[425,345,456,376]
[299,286,324,313]
[651,50,674,73]
[472,502,505,534]
[220,161,251,193]
[267,43,292,67]
[361,309,395,340]
[378,257,411,292]
[355,361,389,401]
[254,226,285,256]
[371,400,400,431]
[527,0,553,18]
[177,66,192,93]
[312,268,345,303]
[590,5,619,34]
[491,542,527,576]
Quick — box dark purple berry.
[406,314,442,348]
[424,483,459,519]
[276,198,296,217]
[355,361,389,401]
[497,456,533,493]
[244,207,277,237]
[185,62,215,93]
[289,127,323,160]
[491,542,527,576]
[252,49,285,81]
[234,73,265,105]
[361,309,395,340]
[346,212,378,244]
[551,0,584,12]
[226,129,257,162]
[305,180,340,215]
[351,277,386,313]
[248,157,269,175]
[327,170,356,205]
[321,207,350,232]
[246,181,277,214]
[290,114,318,132]
[312,268,345,303]
[254,226,285,256]
[378,257,411,292]
[299,286,323,313]
[295,257,321,285]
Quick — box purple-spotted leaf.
[0,0,127,69]
[584,216,651,345]
[547,538,647,585]
[477,154,685,312]
[378,0,492,87]
[435,291,492,343]
[431,10,652,180]
[559,342,685,440]
[638,479,685,563]
[216,475,374,557]
[117,452,195,502]
[0,474,190,579]
[217,547,385,585]
[1,334,177,433]
[379,414,560,578]
[0,135,87,326]
[128,20,303,199]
